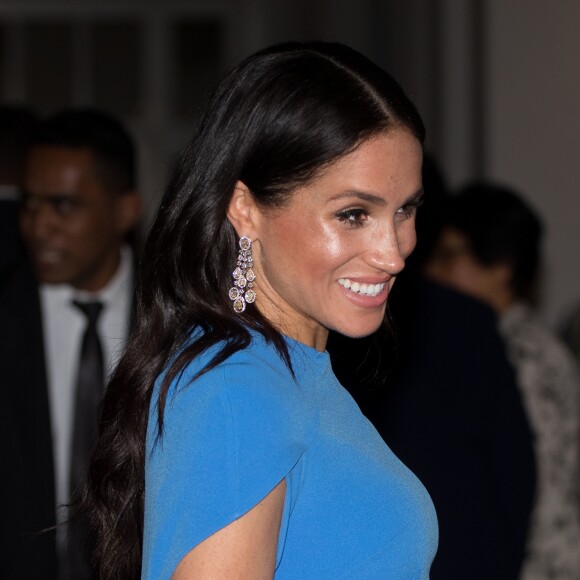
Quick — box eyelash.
[397,197,424,218]
[336,208,368,228]
[336,197,424,228]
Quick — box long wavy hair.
[86,41,425,579]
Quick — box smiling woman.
[229,131,423,347]
[86,42,438,580]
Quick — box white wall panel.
[485,0,580,326]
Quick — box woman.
[426,183,580,579]
[87,41,438,579]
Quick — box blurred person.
[561,303,580,366]
[427,182,580,580]
[0,109,141,580]
[85,42,438,580]
[329,161,536,580]
[0,106,39,274]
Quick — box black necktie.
[70,300,104,495]
[65,300,104,580]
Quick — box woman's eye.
[336,208,368,227]
[397,197,423,219]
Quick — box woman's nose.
[367,229,407,275]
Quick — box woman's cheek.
[400,220,417,260]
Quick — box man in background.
[0,109,141,580]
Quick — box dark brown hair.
[86,41,424,579]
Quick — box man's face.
[20,146,135,291]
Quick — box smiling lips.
[338,278,387,297]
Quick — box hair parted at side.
[86,41,424,579]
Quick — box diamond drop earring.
[229,236,256,313]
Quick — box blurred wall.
[484,0,580,326]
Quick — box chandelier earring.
[229,236,256,313]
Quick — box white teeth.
[338,278,386,297]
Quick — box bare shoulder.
[171,479,287,580]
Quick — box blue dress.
[142,332,438,578]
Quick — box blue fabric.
[142,332,438,579]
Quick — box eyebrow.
[406,188,425,205]
[329,187,424,206]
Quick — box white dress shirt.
[40,246,133,516]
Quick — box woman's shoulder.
[173,331,302,395]
[144,333,319,580]
[160,331,319,448]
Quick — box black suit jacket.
[0,218,136,579]
[0,255,57,580]
[328,275,536,580]
[0,199,25,275]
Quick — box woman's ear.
[227,180,260,239]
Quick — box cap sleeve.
[142,350,317,579]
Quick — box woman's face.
[250,129,423,349]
